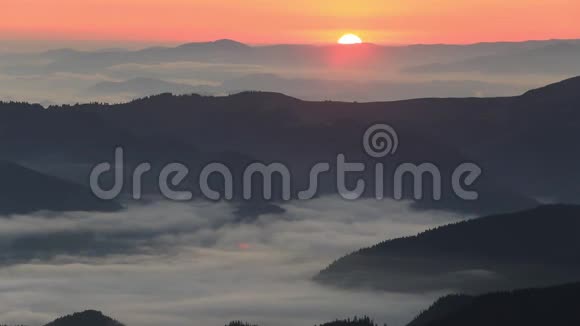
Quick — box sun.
[338,33,363,45]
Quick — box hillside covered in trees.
[407,282,580,326]
[43,310,124,326]
[316,204,580,292]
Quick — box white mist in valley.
[0,197,461,326]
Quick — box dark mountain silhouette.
[0,161,121,215]
[521,75,580,103]
[316,205,580,293]
[407,282,580,326]
[2,93,535,215]
[3,76,580,214]
[44,310,124,326]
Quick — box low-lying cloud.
[0,197,459,326]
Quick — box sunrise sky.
[2,0,580,45]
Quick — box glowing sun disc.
[338,34,363,44]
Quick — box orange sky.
[1,0,579,44]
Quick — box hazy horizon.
[2,37,578,105]
[2,37,580,52]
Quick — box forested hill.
[316,204,580,292]
[407,282,580,326]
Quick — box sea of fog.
[0,197,462,326]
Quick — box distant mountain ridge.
[404,41,580,75]
[178,39,250,50]
[4,38,580,104]
[14,38,580,76]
